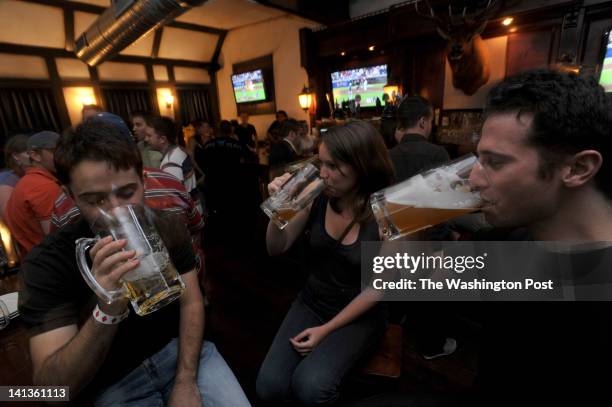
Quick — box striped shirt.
[51,168,205,274]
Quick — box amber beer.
[261,163,325,229]
[122,252,185,316]
[77,205,186,316]
[371,155,482,240]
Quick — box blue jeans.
[94,338,251,407]
[256,294,386,406]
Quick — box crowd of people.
[0,68,610,406]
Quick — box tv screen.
[331,64,388,108]
[232,69,266,103]
[600,30,612,93]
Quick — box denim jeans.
[94,338,251,407]
[256,293,386,406]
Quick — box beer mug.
[0,299,9,330]
[261,162,325,229]
[371,154,483,240]
[76,205,185,316]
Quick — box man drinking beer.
[18,118,249,406]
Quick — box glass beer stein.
[76,205,185,316]
[261,162,326,229]
[371,154,483,240]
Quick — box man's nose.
[468,161,488,191]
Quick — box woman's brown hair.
[321,120,395,224]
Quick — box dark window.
[0,87,62,138]
[102,88,153,124]
[177,88,212,126]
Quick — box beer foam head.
[387,170,481,209]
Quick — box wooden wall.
[301,0,612,120]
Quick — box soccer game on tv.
[331,64,388,108]
[232,69,266,103]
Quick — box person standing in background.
[130,110,163,169]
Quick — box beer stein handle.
[76,237,127,304]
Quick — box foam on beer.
[386,170,480,209]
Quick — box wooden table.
[0,272,33,386]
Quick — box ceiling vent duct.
[75,0,206,66]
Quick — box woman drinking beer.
[256,120,394,406]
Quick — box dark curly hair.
[54,120,142,186]
[485,69,612,199]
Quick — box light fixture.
[81,94,95,106]
[368,45,375,51]
[383,82,399,102]
[502,17,514,26]
[164,93,174,109]
[341,51,346,56]
[298,84,312,112]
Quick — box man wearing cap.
[5,131,62,257]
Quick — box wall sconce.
[298,84,313,112]
[164,93,174,109]
[0,220,19,271]
[81,95,95,106]
[383,83,400,103]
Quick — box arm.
[168,270,204,407]
[265,173,312,256]
[29,237,137,395]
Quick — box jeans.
[256,293,386,406]
[94,338,251,407]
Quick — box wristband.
[93,304,129,325]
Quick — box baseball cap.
[27,131,60,150]
[86,112,134,142]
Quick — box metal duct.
[75,0,207,66]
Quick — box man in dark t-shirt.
[389,96,449,182]
[235,112,258,161]
[466,70,612,403]
[18,117,249,405]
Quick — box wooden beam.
[145,64,160,115]
[88,65,103,111]
[20,0,227,37]
[0,42,213,69]
[22,0,105,14]
[151,28,163,59]
[211,31,227,69]
[45,56,72,130]
[167,21,226,36]
[64,9,75,52]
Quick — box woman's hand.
[289,325,331,356]
[267,173,292,196]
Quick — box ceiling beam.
[0,42,213,69]
[19,0,227,37]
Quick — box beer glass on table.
[261,162,325,230]
[76,205,185,316]
[370,154,483,240]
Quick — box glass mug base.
[127,281,184,316]
[261,201,299,230]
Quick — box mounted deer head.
[417,0,503,95]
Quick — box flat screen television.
[232,69,267,103]
[600,29,612,93]
[331,64,388,108]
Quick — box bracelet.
[93,304,129,325]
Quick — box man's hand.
[168,378,201,407]
[289,325,331,356]
[90,236,139,315]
